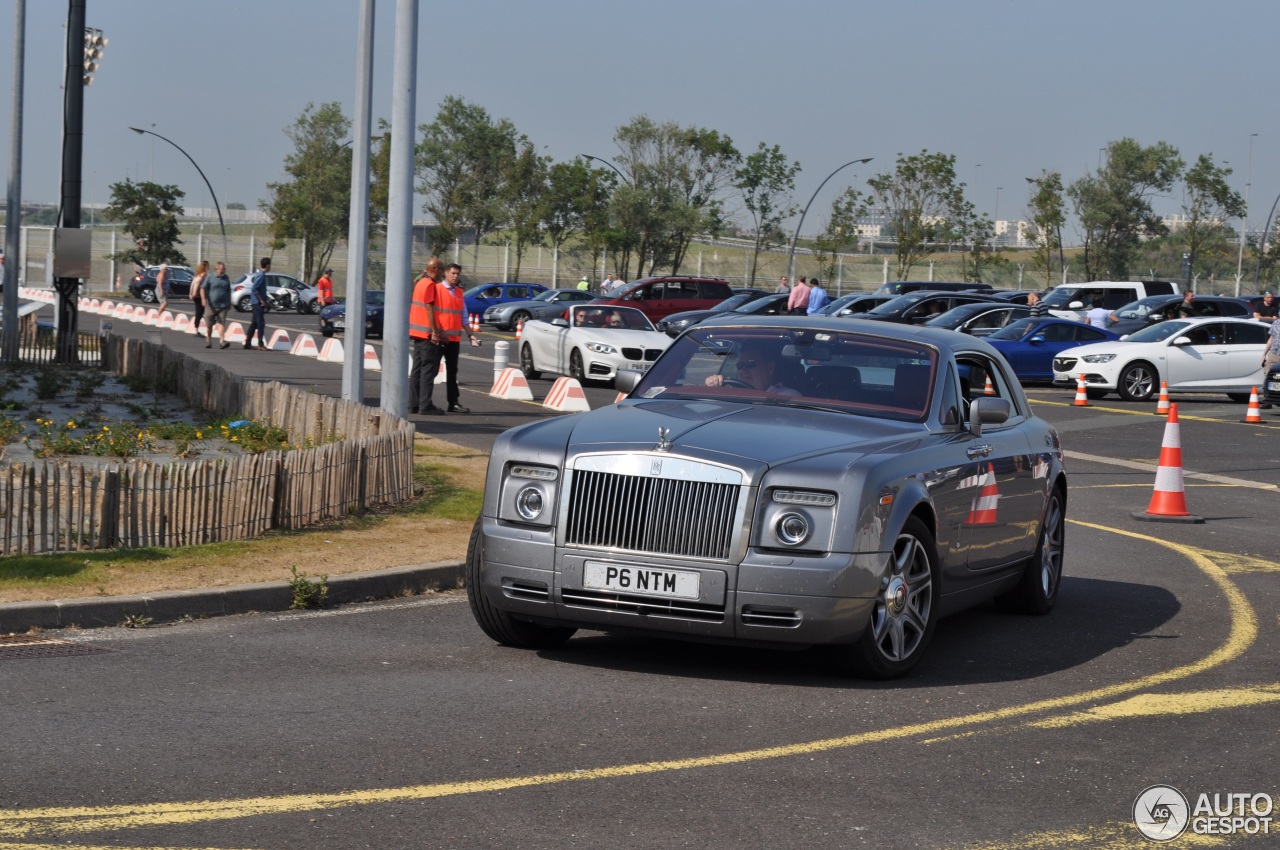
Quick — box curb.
[0,561,466,634]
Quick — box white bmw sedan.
[1051,316,1269,402]
[518,304,673,387]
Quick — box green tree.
[263,101,353,283]
[1067,138,1183,280]
[1181,154,1246,286]
[368,122,392,235]
[1025,170,1065,289]
[612,116,740,276]
[734,142,799,286]
[415,96,520,261]
[501,140,549,282]
[864,150,966,280]
[542,159,614,277]
[104,179,187,265]
[809,187,864,282]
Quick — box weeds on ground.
[289,566,329,609]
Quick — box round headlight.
[515,486,544,521]
[777,512,809,546]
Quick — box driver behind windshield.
[704,342,801,395]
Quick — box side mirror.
[1172,336,1191,345]
[551,318,568,328]
[968,396,1011,437]
[1028,335,1046,345]
[614,370,644,395]
[1120,334,1130,341]
[1069,301,1084,310]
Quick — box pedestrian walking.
[203,261,232,349]
[787,276,811,315]
[1027,292,1047,318]
[245,257,270,350]
[316,268,335,307]
[190,260,208,334]
[155,263,170,313]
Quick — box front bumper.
[1265,368,1280,404]
[477,517,881,647]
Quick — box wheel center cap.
[886,577,908,615]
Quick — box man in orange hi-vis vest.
[411,260,479,415]
[409,258,445,415]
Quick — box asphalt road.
[3,301,1278,849]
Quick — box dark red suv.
[593,276,735,321]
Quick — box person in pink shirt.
[787,277,811,315]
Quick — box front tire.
[466,519,576,649]
[1226,392,1252,403]
[569,348,586,383]
[1085,388,1108,400]
[1118,362,1157,402]
[996,486,1065,615]
[511,310,531,329]
[837,516,939,679]
[520,343,541,380]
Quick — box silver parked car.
[482,288,595,330]
[467,317,1068,678]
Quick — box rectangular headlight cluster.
[510,464,558,481]
[772,489,837,507]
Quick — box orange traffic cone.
[1154,381,1170,415]
[1132,403,1203,523]
[983,375,995,396]
[1243,387,1264,424]
[963,463,1001,526]
[515,319,523,340]
[1073,374,1090,406]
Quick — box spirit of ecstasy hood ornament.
[656,427,672,452]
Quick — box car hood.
[1052,339,1131,362]
[573,328,669,346]
[487,299,544,313]
[560,398,923,468]
[661,309,715,325]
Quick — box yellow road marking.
[1031,396,1253,425]
[0,522,1259,843]
[950,820,1230,848]
[1030,686,1280,728]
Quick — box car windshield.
[924,304,985,328]
[988,318,1038,341]
[365,290,387,306]
[1042,287,1090,308]
[570,305,654,331]
[713,293,756,312]
[632,326,937,422]
[1125,319,1190,343]
[866,293,928,316]
[532,290,559,302]
[732,295,779,313]
[1113,296,1165,319]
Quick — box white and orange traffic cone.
[963,463,1001,526]
[515,319,523,340]
[983,375,995,396]
[471,313,480,334]
[1131,403,1204,524]
[1154,381,1170,416]
[1073,374,1090,407]
[1243,387,1265,424]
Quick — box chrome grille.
[561,588,725,622]
[565,468,740,560]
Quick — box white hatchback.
[1051,317,1269,402]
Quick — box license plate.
[582,562,700,599]
[333,320,345,329]
[1269,381,1280,392]
[626,361,651,371]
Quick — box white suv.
[1043,280,1178,320]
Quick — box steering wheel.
[720,378,752,389]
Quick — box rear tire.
[520,343,541,380]
[138,288,157,304]
[466,519,576,649]
[307,299,322,315]
[996,486,1065,615]
[835,516,939,679]
[233,297,249,313]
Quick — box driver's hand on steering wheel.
[705,374,725,387]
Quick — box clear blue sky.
[2,0,1279,238]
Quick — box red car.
[591,276,735,321]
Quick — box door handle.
[966,445,993,459]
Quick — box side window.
[1184,323,1223,345]
[1075,326,1108,342]
[1104,289,1136,310]
[957,354,1019,419]
[940,368,963,426]
[969,309,1007,330]
[1227,322,1268,345]
[670,282,698,300]
[508,286,527,299]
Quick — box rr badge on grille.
[656,427,672,453]
[650,459,663,475]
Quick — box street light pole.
[1236,132,1257,294]
[581,154,629,185]
[129,127,228,266]
[786,157,872,281]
